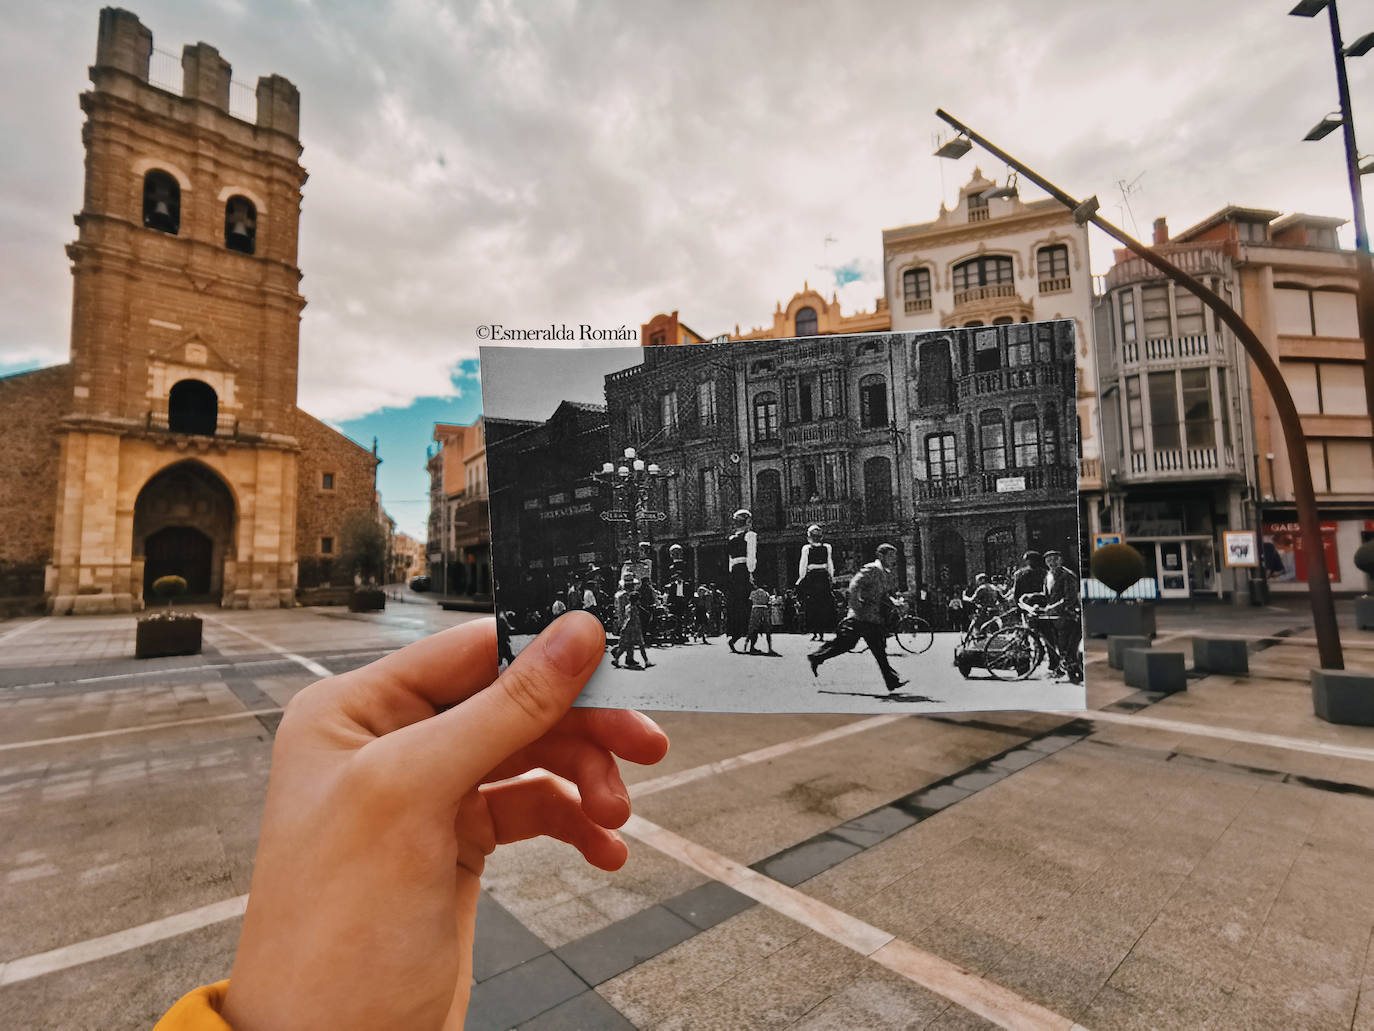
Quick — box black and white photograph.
[482,322,1085,715]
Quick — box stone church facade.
[0,8,377,614]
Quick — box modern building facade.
[0,9,377,614]
[882,169,1102,558]
[426,419,492,597]
[1092,217,1256,600]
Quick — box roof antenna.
[1115,172,1146,240]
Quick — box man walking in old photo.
[808,543,907,693]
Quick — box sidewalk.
[383,583,493,613]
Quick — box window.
[859,374,888,428]
[984,528,1017,575]
[627,403,643,441]
[1141,285,1170,339]
[753,392,779,441]
[1119,291,1137,344]
[697,380,717,427]
[649,332,666,347]
[167,379,218,435]
[1236,220,1268,243]
[795,307,818,336]
[755,470,783,530]
[789,376,817,422]
[1012,404,1040,466]
[1218,373,1231,448]
[321,537,334,555]
[979,410,1006,471]
[1148,371,1180,449]
[903,268,932,310]
[1181,368,1214,448]
[697,468,719,523]
[322,472,335,489]
[1175,289,1204,336]
[1036,245,1069,282]
[926,433,957,479]
[820,369,844,418]
[1006,325,1033,366]
[142,170,180,234]
[917,339,954,407]
[953,256,1013,291]
[1126,376,1145,454]
[973,329,1000,373]
[1274,286,1360,337]
[822,453,847,498]
[864,456,893,523]
[225,195,256,254]
[1044,410,1059,465]
[659,391,677,431]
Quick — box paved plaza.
[1,598,1374,1029]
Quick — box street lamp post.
[932,109,1345,672]
[592,447,666,569]
[1290,0,1374,451]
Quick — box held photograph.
[481,322,1085,715]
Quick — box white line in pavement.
[202,616,332,678]
[621,815,1084,1031]
[0,895,248,987]
[628,714,907,798]
[2,649,400,692]
[1078,709,1374,762]
[0,618,46,644]
[0,708,283,752]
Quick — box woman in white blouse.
[796,524,836,642]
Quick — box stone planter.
[1123,649,1186,693]
[1193,638,1248,675]
[1084,603,1156,640]
[1355,596,1374,631]
[1107,635,1152,670]
[1311,669,1374,726]
[135,616,203,659]
[349,588,386,613]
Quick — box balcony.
[1104,242,1231,291]
[956,361,1064,399]
[782,418,849,448]
[904,297,933,314]
[1126,445,1238,477]
[952,283,1017,308]
[785,499,859,527]
[1079,456,1103,489]
[146,411,239,438]
[1038,276,1071,295]
[914,464,1076,502]
[968,207,990,223]
[1121,334,1215,365]
[779,340,842,367]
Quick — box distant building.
[882,169,1102,557]
[426,419,491,597]
[0,9,377,614]
[728,284,890,341]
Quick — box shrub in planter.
[349,587,386,612]
[1084,543,1155,638]
[1355,541,1374,630]
[136,574,203,658]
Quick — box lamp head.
[1305,114,1343,141]
[1288,0,1328,15]
[934,135,972,160]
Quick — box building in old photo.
[882,169,1102,558]
[0,9,378,613]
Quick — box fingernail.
[543,613,601,675]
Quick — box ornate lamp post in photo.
[593,447,668,564]
[930,108,1368,722]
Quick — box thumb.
[379,612,606,803]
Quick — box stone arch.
[133,460,237,603]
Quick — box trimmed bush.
[1091,543,1147,600]
[1354,540,1374,579]
[151,575,187,603]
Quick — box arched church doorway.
[134,461,236,603]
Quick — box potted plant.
[135,574,203,658]
[1355,540,1374,630]
[1083,542,1156,639]
[342,510,388,613]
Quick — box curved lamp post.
[932,109,1345,673]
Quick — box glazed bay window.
[1012,404,1040,466]
[1181,368,1215,448]
[1126,376,1146,454]
[1141,285,1170,339]
[1175,289,1204,337]
[926,433,956,479]
[1148,371,1180,450]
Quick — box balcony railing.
[1121,334,1215,365]
[779,341,842,366]
[783,419,849,448]
[914,464,1075,501]
[1127,445,1237,476]
[785,499,859,527]
[968,207,990,223]
[952,283,1017,308]
[956,361,1064,399]
[904,297,933,314]
[1038,276,1071,295]
[146,411,239,438]
[1079,456,1102,486]
[1104,242,1231,291]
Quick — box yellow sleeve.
[154,981,233,1031]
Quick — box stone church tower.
[0,8,379,614]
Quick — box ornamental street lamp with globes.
[592,446,667,564]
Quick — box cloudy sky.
[2,1,1368,536]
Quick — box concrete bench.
[1312,670,1374,726]
[1107,635,1152,671]
[1192,637,1248,675]
[1123,649,1186,694]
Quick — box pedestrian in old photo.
[746,579,778,656]
[726,509,757,653]
[808,544,907,693]
[611,575,652,669]
[796,523,836,642]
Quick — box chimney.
[1153,217,1169,246]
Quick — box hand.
[220,613,668,1031]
